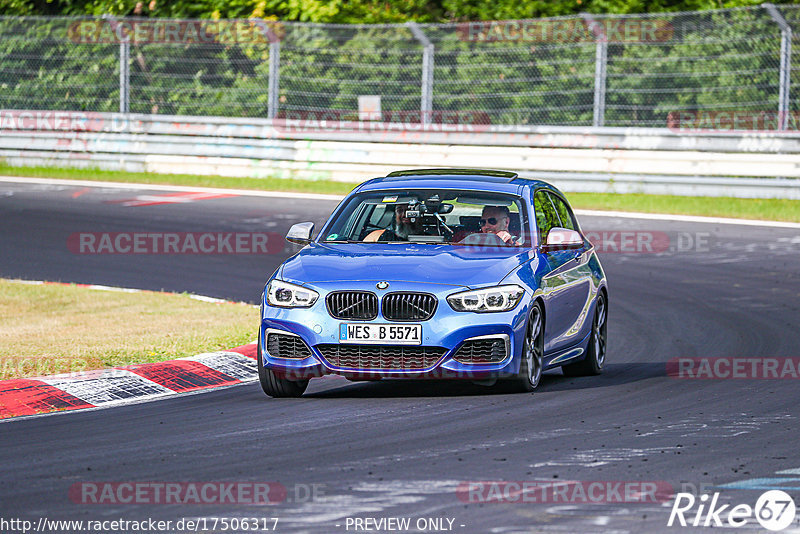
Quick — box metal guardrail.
[1,111,799,199]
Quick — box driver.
[480,205,518,244]
[363,204,423,242]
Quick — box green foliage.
[4,0,800,21]
[0,2,797,128]
[0,17,119,111]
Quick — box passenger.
[480,205,517,244]
[363,204,423,242]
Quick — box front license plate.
[339,323,422,345]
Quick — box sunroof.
[384,168,518,183]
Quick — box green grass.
[1,163,798,222]
[0,279,258,380]
[566,193,800,223]
[0,162,357,196]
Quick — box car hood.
[280,242,532,289]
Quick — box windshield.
[321,189,528,247]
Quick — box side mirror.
[543,227,583,251]
[286,222,315,245]
[438,203,454,214]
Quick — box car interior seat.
[508,213,521,235]
[459,215,482,233]
[453,216,482,242]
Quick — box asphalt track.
[1,180,800,534]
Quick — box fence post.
[104,15,130,114]
[406,22,434,125]
[252,21,283,120]
[581,13,607,128]
[119,39,130,114]
[268,42,281,119]
[764,3,792,130]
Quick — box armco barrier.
[1,111,799,199]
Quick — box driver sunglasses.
[479,217,501,226]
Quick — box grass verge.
[1,163,798,222]
[0,279,258,380]
[567,192,800,223]
[0,163,357,196]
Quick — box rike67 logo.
[668,490,796,531]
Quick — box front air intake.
[453,337,508,364]
[316,344,446,370]
[266,333,312,359]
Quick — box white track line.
[0,175,345,201]
[574,209,800,229]
[9,279,257,307]
[2,175,798,228]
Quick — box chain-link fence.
[0,6,797,129]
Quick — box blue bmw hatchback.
[258,169,608,397]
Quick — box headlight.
[447,285,524,313]
[266,280,319,308]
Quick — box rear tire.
[562,292,607,377]
[508,302,544,393]
[257,338,309,398]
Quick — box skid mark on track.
[531,447,679,468]
[632,415,794,438]
[328,428,578,472]
[105,191,237,207]
[71,187,90,198]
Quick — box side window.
[548,193,578,231]
[345,204,373,239]
[356,204,393,239]
[533,190,559,243]
[369,204,393,228]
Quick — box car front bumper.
[260,284,530,380]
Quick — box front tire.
[509,302,544,392]
[562,292,607,377]
[258,338,309,398]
